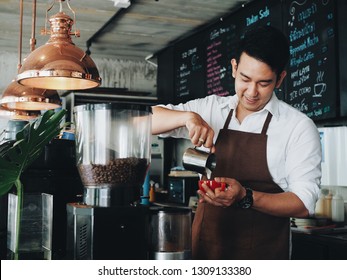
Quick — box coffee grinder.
[66,103,152,260]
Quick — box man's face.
[231,53,286,115]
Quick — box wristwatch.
[237,187,253,209]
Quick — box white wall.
[0,52,18,93]
[319,126,347,186]
[319,126,347,203]
[0,51,157,95]
[95,57,157,93]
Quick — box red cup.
[198,180,226,192]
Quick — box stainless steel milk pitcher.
[182,147,216,179]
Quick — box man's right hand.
[185,111,215,152]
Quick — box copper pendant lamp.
[1,81,61,111]
[0,105,40,121]
[1,0,61,111]
[16,0,102,90]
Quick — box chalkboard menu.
[205,20,237,96]
[174,32,206,102]
[173,0,282,100]
[205,0,283,97]
[169,0,342,121]
[284,0,337,120]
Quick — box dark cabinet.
[292,231,347,260]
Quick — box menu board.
[205,21,236,96]
[205,0,283,97]
[171,0,340,121]
[174,32,206,101]
[284,0,337,120]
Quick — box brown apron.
[192,109,290,260]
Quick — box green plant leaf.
[0,109,67,196]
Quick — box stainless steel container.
[149,206,192,260]
[0,119,28,144]
[182,147,216,178]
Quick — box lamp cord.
[30,0,37,52]
[17,0,23,72]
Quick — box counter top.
[291,225,347,235]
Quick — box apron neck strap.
[261,112,273,135]
[223,109,273,135]
[223,109,234,129]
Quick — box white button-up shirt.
[158,93,322,215]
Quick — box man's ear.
[276,71,287,88]
[231,59,237,78]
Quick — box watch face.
[241,199,252,209]
[238,188,253,208]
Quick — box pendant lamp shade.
[16,12,101,90]
[0,0,62,112]
[1,80,61,111]
[0,105,40,121]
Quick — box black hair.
[235,25,290,78]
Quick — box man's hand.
[185,112,215,152]
[197,177,245,207]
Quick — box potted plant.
[0,109,66,259]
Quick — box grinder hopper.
[73,103,152,207]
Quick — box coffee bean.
[78,157,149,187]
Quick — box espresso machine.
[66,103,152,260]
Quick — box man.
[152,26,321,259]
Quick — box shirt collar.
[228,92,280,120]
[264,93,280,120]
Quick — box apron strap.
[223,109,272,135]
[223,109,234,129]
[261,112,273,135]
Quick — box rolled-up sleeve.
[155,95,233,140]
[285,118,322,215]
[154,103,191,139]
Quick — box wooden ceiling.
[0,0,248,61]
